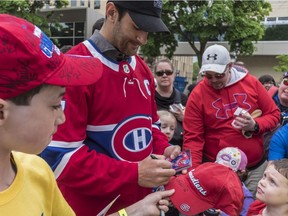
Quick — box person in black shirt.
[154,58,187,148]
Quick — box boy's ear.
[0,99,8,124]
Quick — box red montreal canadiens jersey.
[41,39,170,216]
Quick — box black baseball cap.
[110,0,170,33]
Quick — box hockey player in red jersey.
[40,1,182,216]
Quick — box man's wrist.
[243,121,259,138]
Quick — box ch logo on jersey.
[112,115,153,161]
[123,64,130,74]
[212,93,251,119]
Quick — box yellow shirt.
[0,152,75,216]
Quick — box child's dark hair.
[8,84,49,105]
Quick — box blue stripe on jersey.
[39,146,77,171]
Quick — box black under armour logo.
[207,54,217,60]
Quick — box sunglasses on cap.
[282,78,288,86]
[155,70,173,77]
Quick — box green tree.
[0,0,68,36]
[192,61,200,81]
[140,0,271,68]
[274,55,288,72]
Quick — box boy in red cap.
[0,14,102,215]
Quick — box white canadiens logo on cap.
[189,170,207,196]
[180,203,190,212]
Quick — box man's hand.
[172,108,185,122]
[110,189,175,216]
[232,111,256,132]
[136,189,175,215]
[163,145,181,160]
[164,145,188,174]
[138,154,176,188]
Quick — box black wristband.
[254,122,259,133]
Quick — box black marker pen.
[150,154,159,160]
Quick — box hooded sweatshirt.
[183,65,280,169]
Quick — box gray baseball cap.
[200,44,231,74]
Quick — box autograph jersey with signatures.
[40,39,169,216]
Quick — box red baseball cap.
[165,162,244,216]
[0,14,102,100]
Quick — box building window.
[278,17,288,21]
[75,22,84,36]
[71,0,76,7]
[262,24,288,41]
[94,0,100,9]
[49,22,85,47]
[266,17,277,22]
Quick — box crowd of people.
[0,1,287,216]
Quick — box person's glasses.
[205,73,226,80]
[204,66,228,80]
[282,78,288,86]
[155,70,173,77]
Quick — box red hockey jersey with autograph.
[40,39,170,216]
